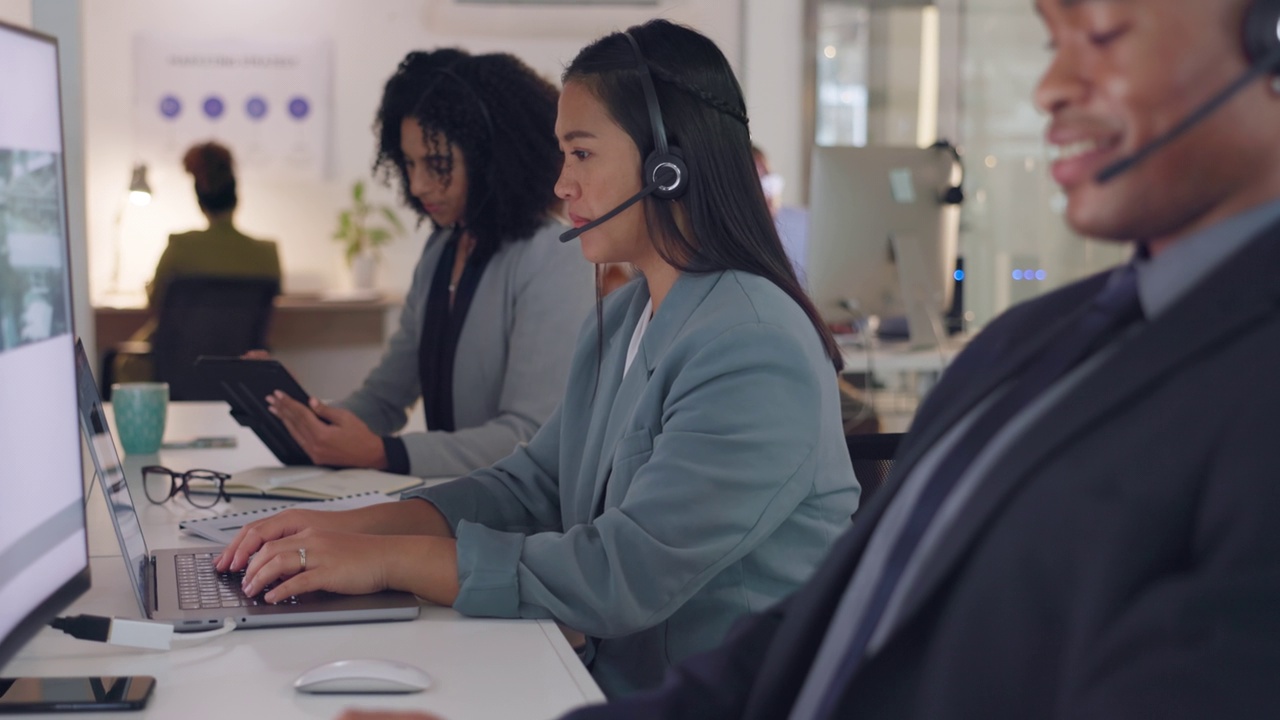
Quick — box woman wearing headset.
[222,20,858,698]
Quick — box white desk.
[5,403,604,719]
[837,336,965,376]
[837,337,968,432]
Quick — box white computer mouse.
[293,658,433,694]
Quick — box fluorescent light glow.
[916,6,940,149]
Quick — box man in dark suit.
[553,0,1280,717]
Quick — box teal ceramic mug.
[111,382,169,454]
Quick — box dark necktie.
[813,263,1143,718]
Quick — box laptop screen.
[74,341,151,618]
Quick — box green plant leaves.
[333,180,406,266]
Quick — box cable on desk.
[838,297,879,423]
[50,614,237,651]
[84,468,98,509]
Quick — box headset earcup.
[645,146,689,200]
[1244,0,1280,69]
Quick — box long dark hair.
[564,20,842,370]
[373,50,561,261]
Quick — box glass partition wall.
[807,0,1128,328]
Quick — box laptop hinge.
[147,555,159,612]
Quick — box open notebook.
[179,491,396,544]
[202,466,424,500]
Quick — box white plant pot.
[350,249,378,290]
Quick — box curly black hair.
[372,50,561,260]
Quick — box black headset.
[423,66,495,138]
[1097,0,1280,183]
[623,31,689,200]
[931,140,965,206]
[1245,0,1280,70]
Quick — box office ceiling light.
[128,164,152,206]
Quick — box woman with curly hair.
[264,49,593,478]
[223,21,856,699]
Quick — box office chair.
[106,275,279,401]
[846,432,903,519]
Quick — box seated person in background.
[752,143,808,284]
[219,19,858,699]
[261,49,593,478]
[114,141,280,383]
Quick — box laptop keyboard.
[175,552,299,610]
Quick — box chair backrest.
[846,432,903,518]
[151,275,279,401]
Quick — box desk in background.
[5,402,603,719]
[93,294,405,400]
[838,337,966,432]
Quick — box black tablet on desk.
[194,356,319,466]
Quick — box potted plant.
[333,179,406,290]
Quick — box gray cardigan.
[336,219,594,477]
[407,270,859,697]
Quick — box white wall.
[82,0,748,302]
[742,0,805,207]
[0,0,30,26]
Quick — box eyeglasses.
[141,465,231,508]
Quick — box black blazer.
[567,220,1280,719]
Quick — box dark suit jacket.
[567,221,1280,719]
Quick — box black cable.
[50,614,112,642]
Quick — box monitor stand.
[890,232,948,350]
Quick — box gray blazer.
[408,269,859,697]
[336,220,594,477]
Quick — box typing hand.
[267,391,388,469]
[216,507,366,573]
[239,529,398,602]
[226,509,461,606]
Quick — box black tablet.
[194,356,317,466]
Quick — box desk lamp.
[108,163,152,295]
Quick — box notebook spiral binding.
[178,491,386,530]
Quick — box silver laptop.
[74,341,420,631]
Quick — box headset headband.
[421,66,495,138]
[623,32,669,158]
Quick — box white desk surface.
[5,402,604,719]
[837,336,967,375]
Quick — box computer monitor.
[0,20,90,671]
[805,145,961,348]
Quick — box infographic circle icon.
[246,96,268,120]
[288,96,310,120]
[203,96,225,119]
[159,95,182,119]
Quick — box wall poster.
[133,36,332,180]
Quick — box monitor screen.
[805,145,960,347]
[0,20,90,671]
